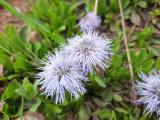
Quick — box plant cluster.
[0,0,160,120]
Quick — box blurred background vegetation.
[0,0,160,119]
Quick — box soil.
[0,0,31,32]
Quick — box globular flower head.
[78,12,101,32]
[36,51,87,104]
[135,70,160,116]
[63,31,113,74]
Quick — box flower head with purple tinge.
[63,31,113,74]
[135,70,160,116]
[79,12,101,32]
[36,51,87,104]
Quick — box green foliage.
[1,80,21,100]
[0,0,159,119]
[15,77,38,100]
[94,76,106,88]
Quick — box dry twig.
[118,0,136,101]
[94,0,98,14]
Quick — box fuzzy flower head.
[63,31,113,74]
[135,70,160,116]
[79,12,101,32]
[36,51,87,104]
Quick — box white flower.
[36,51,87,104]
[79,12,101,32]
[63,31,113,74]
[135,70,160,116]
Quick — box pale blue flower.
[135,70,160,116]
[36,51,87,104]
[63,31,113,74]
[79,12,101,32]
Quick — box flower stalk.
[94,0,98,14]
[117,0,136,101]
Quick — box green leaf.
[111,67,129,78]
[98,109,112,119]
[135,49,147,71]
[111,111,116,120]
[54,25,66,33]
[15,77,38,100]
[7,74,19,80]
[122,0,130,9]
[94,76,106,88]
[98,0,107,14]
[130,10,141,26]
[110,0,119,12]
[13,53,30,72]
[52,32,66,44]
[2,112,9,120]
[1,80,21,99]
[130,49,136,64]
[112,55,122,68]
[23,77,38,99]
[138,1,147,8]
[112,83,122,91]
[137,27,153,40]
[103,91,113,102]
[23,78,32,91]
[0,33,10,52]
[92,97,108,107]
[30,98,41,112]
[155,58,160,69]
[44,103,62,114]
[115,107,128,114]
[20,97,24,120]
[19,26,31,42]
[113,94,123,102]
[4,25,23,53]
[0,52,13,71]
[79,107,90,120]
[15,88,26,97]
[142,59,154,72]
[33,42,41,56]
